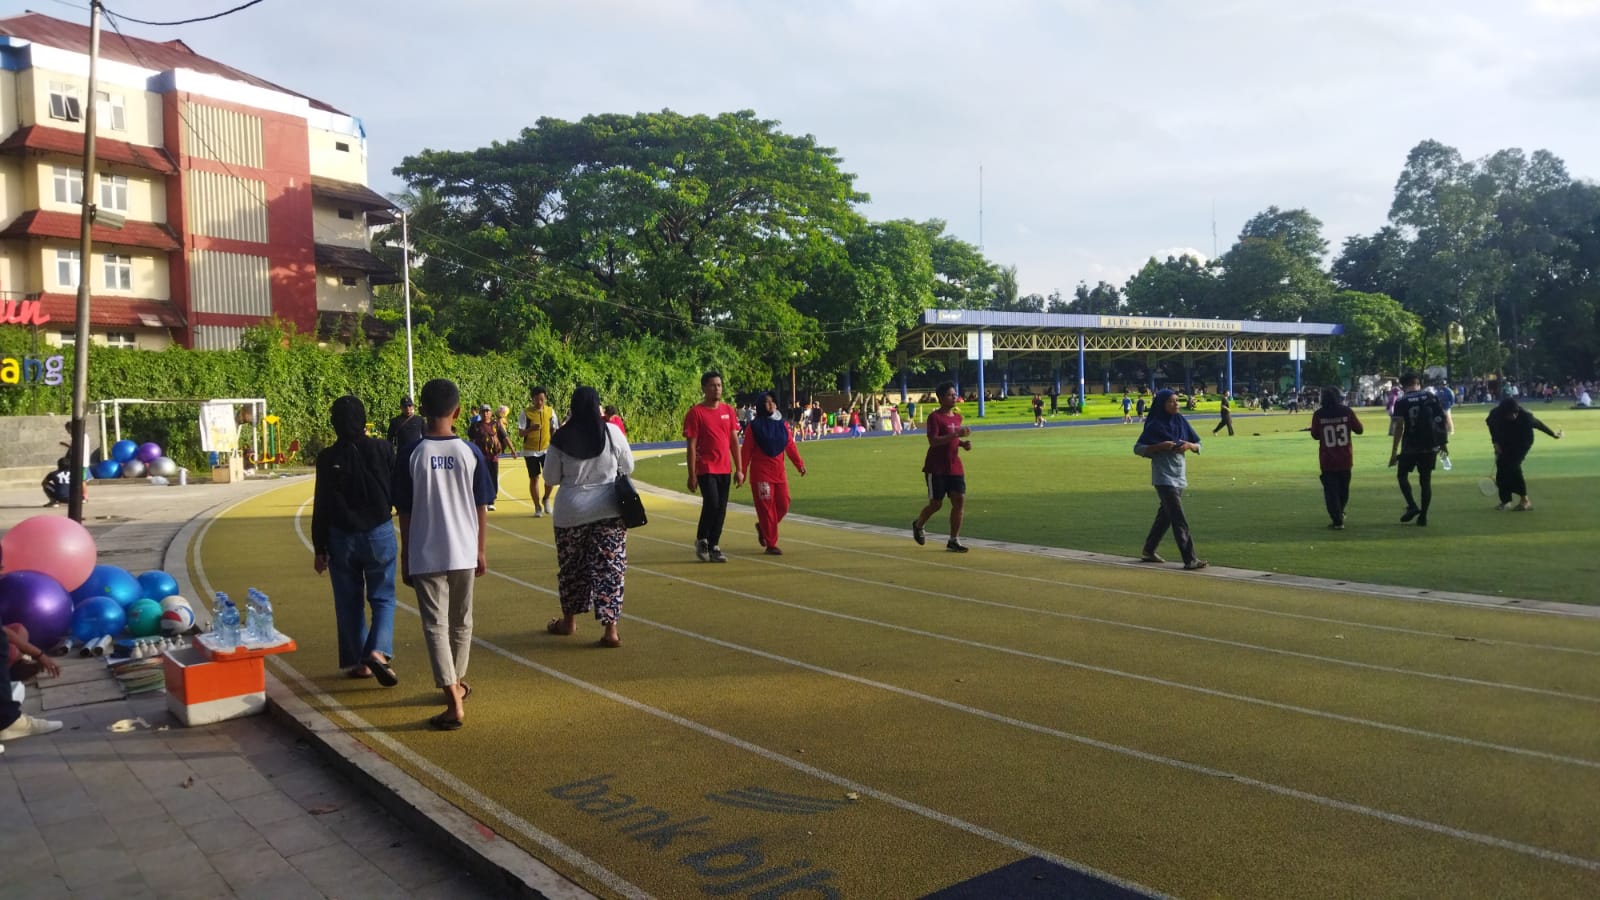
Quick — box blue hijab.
[747,392,790,457]
[1137,389,1200,446]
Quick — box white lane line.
[625,526,1600,705]
[271,497,1168,899]
[479,525,1600,875]
[186,496,649,900]
[488,523,1600,768]
[654,508,1600,657]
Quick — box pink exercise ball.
[0,515,97,592]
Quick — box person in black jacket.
[313,396,400,684]
[1485,397,1562,511]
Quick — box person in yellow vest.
[517,386,560,517]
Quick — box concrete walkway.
[0,475,585,899]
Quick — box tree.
[1217,207,1333,321]
[907,220,997,308]
[1311,290,1422,375]
[1058,281,1121,314]
[1332,227,1408,300]
[1122,254,1216,317]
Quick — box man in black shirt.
[386,396,424,449]
[1388,372,1445,527]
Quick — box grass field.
[637,402,1599,604]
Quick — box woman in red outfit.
[739,392,806,555]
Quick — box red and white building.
[0,11,396,350]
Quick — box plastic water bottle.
[217,600,241,648]
[252,589,275,644]
[212,592,227,633]
[242,590,261,643]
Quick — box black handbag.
[608,431,647,528]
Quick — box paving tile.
[28,787,100,826]
[210,840,299,887]
[152,873,236,900]
[256,814,338,858]
[87,780,162,819]
[210,767,279,801]
[235,790,313,829]
[39,812,118,855]
[54,843,137,890]
[112,811,190,852]
[269,767,360,811]
[157,782,236,827]
[134,838,221,890]
[65,871,155,900]
[19,771,81,802]
[4,874,72,900]
[287,841,382,891]
[410,870,504,900]
[5,828,55,871]
[184,811,261,855]
[230,870,326,900]
[360,840,463,889]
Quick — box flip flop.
[461,682,473,701]
[429,712,463,731]
[345,666,373,679]
[598,636,622,648]
[546,618,574,636]
[365,655,398,687]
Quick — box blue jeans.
[328,520,397,668]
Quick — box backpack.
[1402,392,1447,452]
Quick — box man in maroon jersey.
[911,382,973,552]
[1310,386,1365,529]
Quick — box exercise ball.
[0,515,97,591]
[122,459,147,478]
[149,457,179,478]
[71,565,143,608]
[138,570,180,601]
[0,570,74,649]
[110,439,138,463]
[124,598,163,637]
[159,604,195,636]
[159,595,192,614]
[71,596,126,643]
[93,459,122,479]
[135,442,163,463]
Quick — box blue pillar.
[1000,362,1009,399]
[899,367,908,403]
[975,330,987,418]
[1295,357,1302,395]
[1077,334,1087,415]
[1225,336,1235,396]
[951,356,960,398]
[1102,368,1110,395]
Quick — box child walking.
[392,379,495,730]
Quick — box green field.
[637,402,1600,604]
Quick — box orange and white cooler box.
[162,632,296,726]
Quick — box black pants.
[1320,470,1351,524]
[1495,453,1529,503]
[1212,413,1233,435]
[0,644,17,731]
[1396,452,1435,513]
[1143,485,1196,564]
[696,473,732,547]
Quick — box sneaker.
[1139,552,1165,563]
[709,546,728,563]
[695,539,710,562]
[764,546,783,556]
[1330,522,1345,530]
[946,540,969,553]
[544,503,554,516]
[0,714,64,742]
[911,520,926,546]
[1494,502,1509,511]
[1400,507,1420,523]
[1416,514,1428,527]
[1183,559,1209,571]
[488,504,496,511]
[533,506,544,518]
[1516,499,1533,511]
[756,524,766,548]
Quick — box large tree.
[1122,254,1217,317]
[1217,207,1333,321]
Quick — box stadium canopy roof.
[898,309,1342,359]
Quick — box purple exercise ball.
[0,570,74,649]
[135,442,163,463]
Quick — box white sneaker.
[0,714,64,742]
[533,506,544,518]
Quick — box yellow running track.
[188,478,1600,899]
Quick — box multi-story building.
[0,11,397,351]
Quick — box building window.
[49,81,82,122]
[335,141,350,152]
[338,208,354,220]
[103,254,133,291]
[104,332,136,349]
[56,249,81,288]
[341,275,359,286]
[58,331,76,347]
[53,166,84,204]
[99,174,129,212]
[94,91,126,131]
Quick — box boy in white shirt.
[392,378,495,730]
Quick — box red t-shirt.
[683,402,737,475]
[922,409,964,476]
[1311,405,1364,471]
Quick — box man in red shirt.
[911,382,973,552]
[1310,386,1364,529]
[683,371,744,562]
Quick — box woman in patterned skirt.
[544,386,634,647]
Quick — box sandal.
[460,682,473,701]
[345,666,373,679]
[546,618,574,636]
[428,711,463,731]
[365,654,398,687]
[598,635,622,648]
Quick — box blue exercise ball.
[110,439,138,463]
[92,459,122,479]
[71,564,143,608]
[137,570,179,601]
[71,595,126,643]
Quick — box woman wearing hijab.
[545,387,634,647]
[312,395,400,683]
[1134,389,1208,570]
[1485,397,1562,511]
[739,391,807,555]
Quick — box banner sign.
[1096,316,1243,332]
[0,354,65,386]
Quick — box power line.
[101,0,266,26]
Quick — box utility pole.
[401,209,415,401]
[67,1,103,523]
[977,165,983,251]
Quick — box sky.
[63,0,1600,297]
